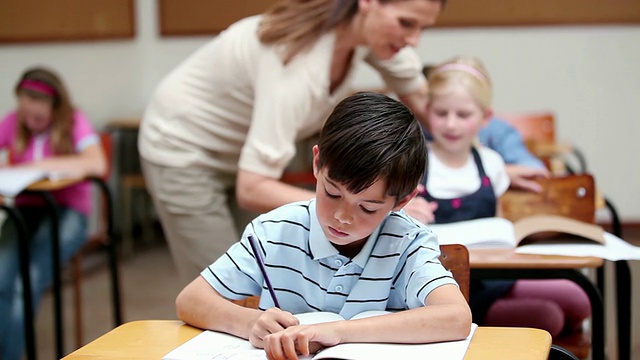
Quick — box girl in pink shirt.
[0,67,106,360]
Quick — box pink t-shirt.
[0,110,99,215]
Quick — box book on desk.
[428,215,640,261]
[163,311,478,360]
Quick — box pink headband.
[19,79,57,97]
[429,63,488,83]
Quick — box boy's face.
[312,145,412,248]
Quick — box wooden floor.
[36,240,182,359]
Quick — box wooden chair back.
[500,111,560,171]
[497,111,580,174]
[232,244,470,309]
[498,111,556,151]
[438,244,470,302]
[500,174,596,224]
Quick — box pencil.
[247,235,280,308]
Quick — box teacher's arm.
[236,169,315,213]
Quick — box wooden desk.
[1,177,122,360]
[27,177,82,191]
[31,179,81,359]
[1,178,82,360]
[469,249,605,360]
[62,320,552,360]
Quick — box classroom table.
[0,177,122,360]
[62,320,553,360]
[469,248,606,360]
[2,178,80,359]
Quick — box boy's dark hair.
[317,92,427,203]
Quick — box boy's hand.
[263,322,340,360]
[249,308,300,349]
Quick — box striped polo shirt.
[201,199,457,320]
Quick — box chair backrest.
[500,174,596,224]
[497,111,578,174]
[439,244,470,302]
[498,111,556,150]
[99,132,113,180]
[232,244,471,309]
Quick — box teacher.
[139,0,445,285]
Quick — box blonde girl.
[410,56,591,339]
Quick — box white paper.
[163,317,477,360]
[0,168,48,197]
[162,331,267,360]
[312,323,477,360]
[516,232,640,260]
[428,217,516,248]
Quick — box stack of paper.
[0,168,49,197]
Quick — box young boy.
[175,92,472,360]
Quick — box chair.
[498,111,621,237]
[497,111,586,175]
[501,112,633,359]
[120,172,154,256]
[500,174,596,224]
[105,118,156,258]
[438,244,470,302]
[548,344,580,360]
[231,244,470,309]
[70,132,123,348]
[500,174,597,359]
[279,134,318,189]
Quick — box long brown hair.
[259,0,357,64]
[14,67,75,155]
[259,0,446,64]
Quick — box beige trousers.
[141,159,257,286]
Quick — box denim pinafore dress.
[421,147,496,224]
[421,146,514,322]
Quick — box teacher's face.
[359,0,441,59]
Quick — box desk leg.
[471,268,605,360]
[89,177,123,326]
[1,205,36,360]
[616,260,631,360]
[36,192,65,358]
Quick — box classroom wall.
[1,0,639,357]
[1,2,638,224]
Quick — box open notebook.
[163,311,477,360]
[428,215,605,249]
[429,215,640,260]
